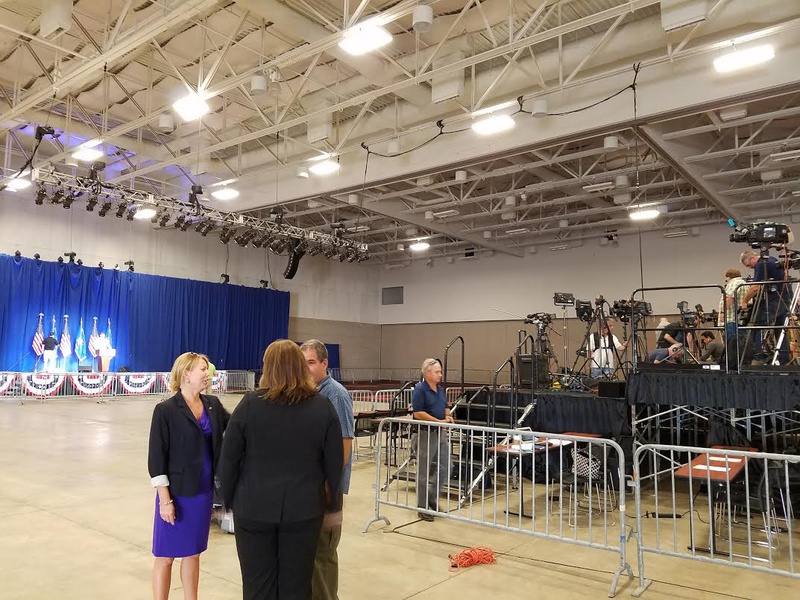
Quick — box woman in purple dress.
[148,352,230,600]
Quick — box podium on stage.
[97,348,116,372]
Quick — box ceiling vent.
[40,0,72,39]
[432,51,464,104]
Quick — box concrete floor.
[0,393,796,599]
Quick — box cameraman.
[740,250,792,364]
[586,319,627,378]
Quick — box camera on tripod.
[694,303,719,324]
[525,312,555,325]
[611,299,653,322]
[779,249,800,270]
[729,221,792,248]
[676,300,699,327]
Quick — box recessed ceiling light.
[173,92,210,121]
[211,187,239,200]
[713,44,774,73]
[308,159,340,176]
[471,114,515,136]
[629,208,660,221]
[133,207,157,220]
[72,147,103,162]
[409,241,430,252]
[339,22,393,56]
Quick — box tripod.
[569,300,625,383]
[618,314,646,376]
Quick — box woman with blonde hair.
[148,352,230,600]
[220,339,343,600]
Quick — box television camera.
[524,312,556,325]
[611,299,653,322]
[729,221,792,248]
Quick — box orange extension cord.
[448,546,497,571]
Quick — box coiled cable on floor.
[448,546,497,571]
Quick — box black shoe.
[417,512,434,522]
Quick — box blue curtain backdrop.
[0,254,289,372]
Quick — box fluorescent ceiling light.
[339,23,392,56]
[72,147,103,162]
[347,225,370,233]
[6,178,31,190]
[432,209,460,218]
[211,187,239,200]
[582,182,615,193]
[308,159,340,175]
[471,100,517,118]
[173,93,210,121]
[409,241,430,252]
[549,244,569,251]
[133,207,157,220]
[713,44,774,73]
[629,208,660,221]
[505,227,530,236]
[471,114,515,136]
[663,230,689,238]
[770,149,800,162]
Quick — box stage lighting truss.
[32,168,370,263]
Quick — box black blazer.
[147,391,230,497]
[219,391,343,523]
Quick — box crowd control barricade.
[632,444,800,596]
[349,389,375,413]
[365,418,634,597]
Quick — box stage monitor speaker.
[77,365,91,373]
[519,354,550,387]
[118,365,131,372]
[598,380,626,398]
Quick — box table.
[674,445,757,554]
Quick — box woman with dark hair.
[219,339,343,600]
[148,352,230,600]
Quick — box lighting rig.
[31,168,370,264]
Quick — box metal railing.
[632,444,800,596]
[0,370,254,399]
[365,418,633,597]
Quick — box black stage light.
[124,260,134,272]
[63,195,75,209]
[220,273,230,284]
[51,189,64,204]
[14,250,21,258]
[260,279,269,288]
[575,300,593,322]
[76,259,83,266]
[35,187,47,205]
[98,201,112,217]
[86,196,98,212]
[179,218,191,231]
[175,215,186,229]
[98,262,104,268]
[65,252,76,263]
[115,204,127,218]
[126,207,136,221]
[34,253,41,260]
[219,226,235,244]
[158,212,171,227]
[57,256,64,264]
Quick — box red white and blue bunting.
[22,373,66,396]
[118,373,157,395]
[0,372,17,394]
[70,374,114,396]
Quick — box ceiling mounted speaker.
[412,5,434,33]
[531,98,548,118]
[615,175,629,188]
[157,113,175,133]
[348,194,359,205]
[250,74,267,96]
[455,170,467,181]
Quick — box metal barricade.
[349,389,375,413]
[365,418,633,597]
[633,444,800,596]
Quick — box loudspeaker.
[77,365,91,373]
[519,354,550,387]
[597,380,626,398]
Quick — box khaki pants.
[311,514,342,600]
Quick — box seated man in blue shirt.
[411,358,453,522]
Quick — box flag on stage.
[88,317,100,357]
[32,314,45,356]
[75,318,86,362]
[60,316,72,358]
[106,318,113,348]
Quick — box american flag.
[88,317,100,357]
[31,314,45,356]
[60,317,72,358]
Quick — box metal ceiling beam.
[638,123,743,221]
